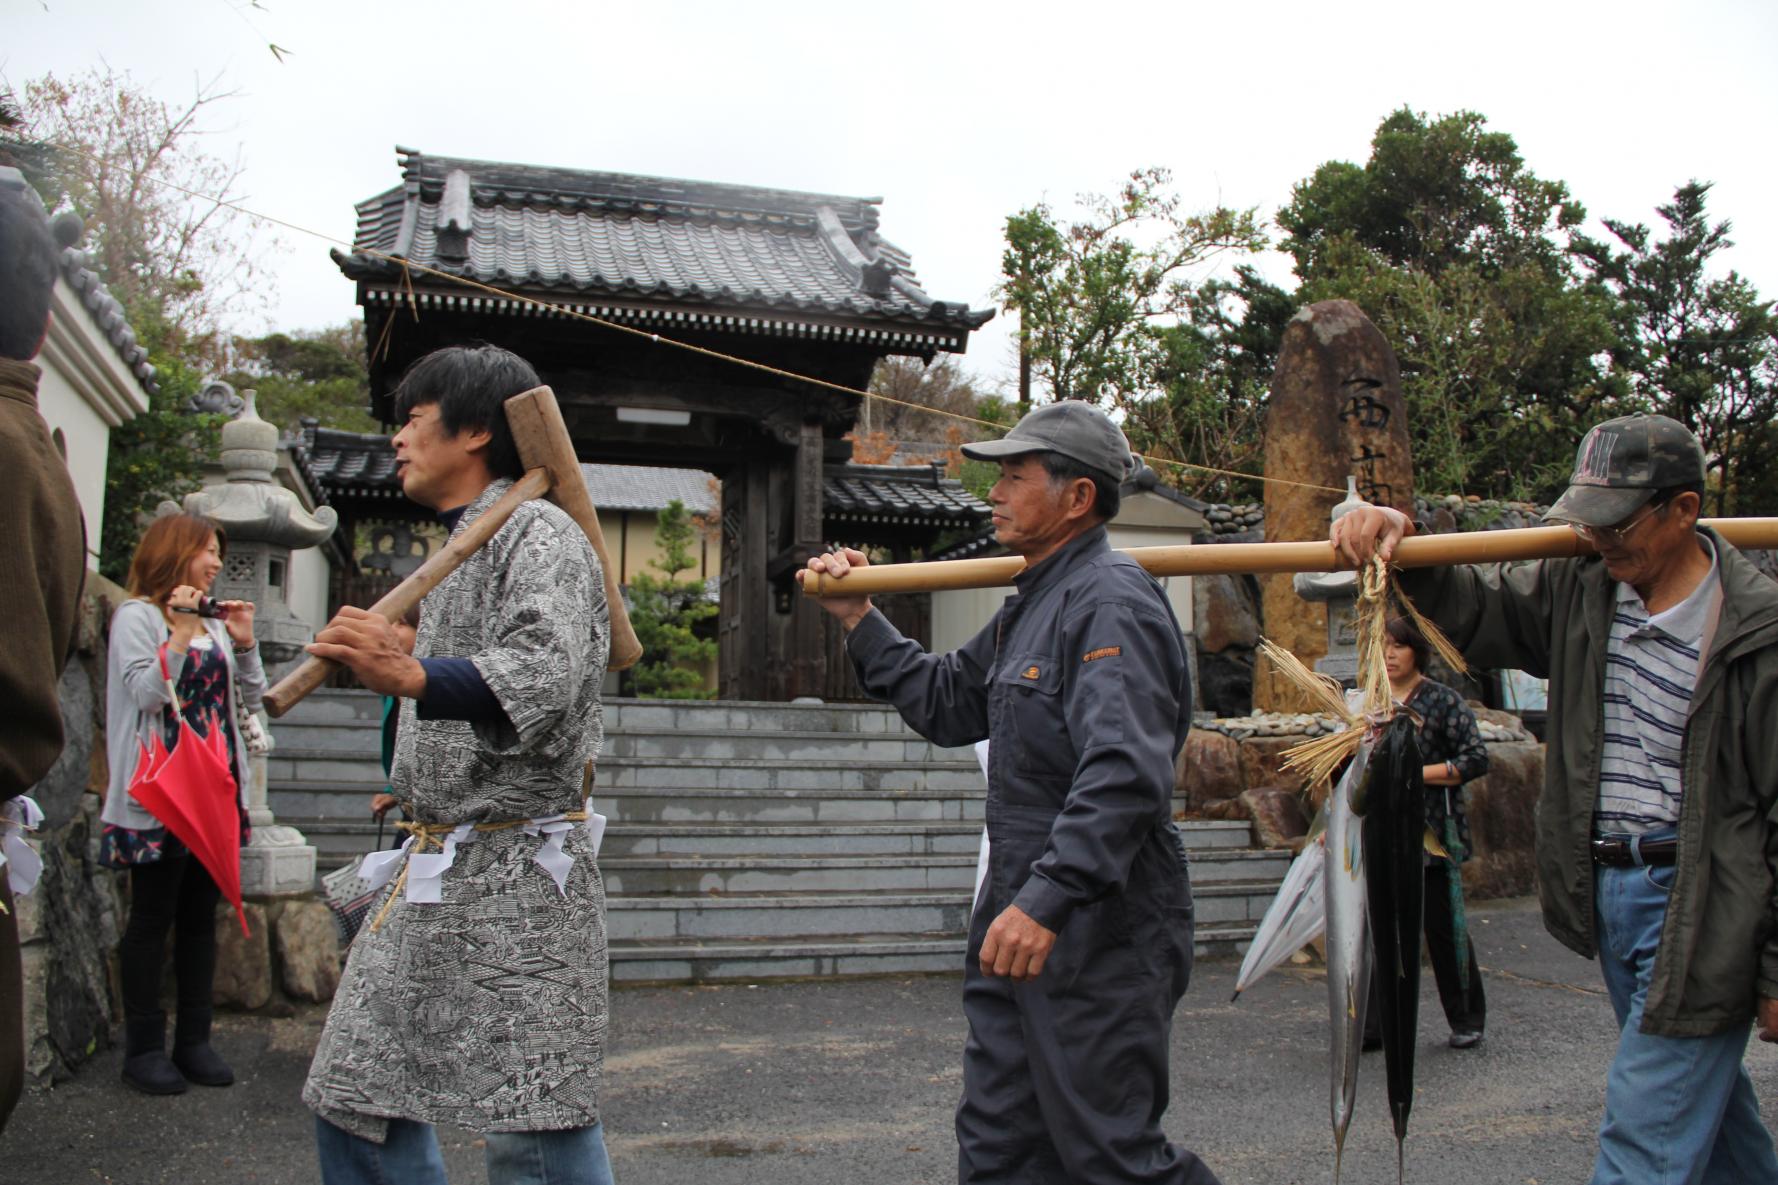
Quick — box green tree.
[1123,265,1295,501]
[999,167,1266,409]
[1573,181,1778,515]
[1273,108,1624,500]
[626,501,718,700]
[226,323,377,432]
[1278,108,1582,279]
[98,357,225,582]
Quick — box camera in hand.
[172,595,229,618]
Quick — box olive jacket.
[1401,527,1778,1037]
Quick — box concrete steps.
[610,919,1262,984]
[266,691,1288,982]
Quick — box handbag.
[321,815,389,946]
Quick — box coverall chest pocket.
[993,655,1073,792]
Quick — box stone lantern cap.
[178,387,339,548]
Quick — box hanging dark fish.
[1360,715,1425,1184]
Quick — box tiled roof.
[334,148,993,350]
[824,462,989,526]
[928,529,1003,563]
[289,426,404,500]
[580,464,716,515]
[56,247,158,395]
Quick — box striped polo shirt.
[1595,537,1719,836]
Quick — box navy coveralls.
[847,526,1221,1185]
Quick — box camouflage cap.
[1544,414,1705,528]
[959,399,1136,485]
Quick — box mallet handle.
[502,387,643,671]
[262,469,551,718]
[798,519,1778,598]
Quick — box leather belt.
[1591,836,1678,867]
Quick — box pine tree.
[626,500,718,699]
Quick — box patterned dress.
[1404,677,1488,861]
[99,640,248,867]
[304,479,610,1140]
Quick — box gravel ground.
[6,896,1774,1185]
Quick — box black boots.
[121,1008,234,1094]
[121,1014,186,1095]
[171,1006,234,1087]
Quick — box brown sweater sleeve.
[0,372,87,800]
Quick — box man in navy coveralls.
[799,401,1221,1185]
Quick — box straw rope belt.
[368,810,592,934]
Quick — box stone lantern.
[172,387,338,896]
[1290,476,1368,685]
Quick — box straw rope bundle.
[1260,559,1467,786]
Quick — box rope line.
[20,135,1355,495]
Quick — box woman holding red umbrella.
[99,513,263,1095]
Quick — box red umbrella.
[126,645,250,935]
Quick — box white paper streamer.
[359,808,610,908]
[0,796,45,896]
[524,814,578,897]
[356,836,415,892]
[405,824,476,904]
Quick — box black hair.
[390,344,539,480]
[1385,615,1431,676]
[0,180,58,361]
[1038,452,1121,521]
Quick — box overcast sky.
[8,0,1776,393]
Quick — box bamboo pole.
[798,519,1778,599]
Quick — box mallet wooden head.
[502,385,642,671]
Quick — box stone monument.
[1257,301,1414,712]
[172,387,338,896]
[1291,477,1367,684]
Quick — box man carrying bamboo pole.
[1333,414,1778,1185]
[301,346,614,1185]
[800,401,1222,1185]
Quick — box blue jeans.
[317,1115,615,1185]
[1590,858,1778,1185]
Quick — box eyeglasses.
[1570,501,1665,547]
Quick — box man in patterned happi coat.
[302,345,613,1185]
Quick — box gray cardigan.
[101,597,266,832]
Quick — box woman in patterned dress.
[99,513,264,1094]
[1383,613,1490,1048]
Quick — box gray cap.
[1544,414,1705,527]
[959,400,1136,484]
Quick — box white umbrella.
[1230,824,1327,999]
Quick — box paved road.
[7,898,1775,1184]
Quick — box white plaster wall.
[35,275,153,562]
[930,584,1014,656]
[31,366,110,564]
[289,545,331,634]
[1106,522,1195,633]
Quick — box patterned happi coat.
[304,478,610,1139]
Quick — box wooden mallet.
[262,385,642,718]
